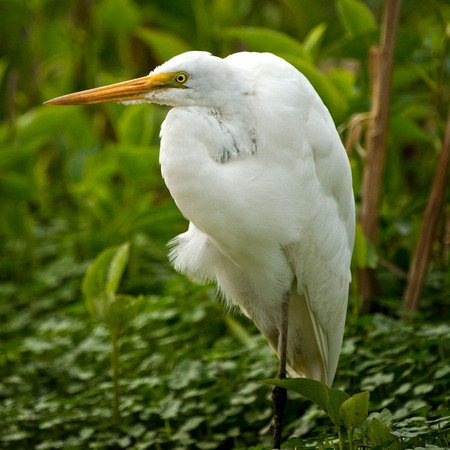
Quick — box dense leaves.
[1,263,448,448]
[0,0,448,449]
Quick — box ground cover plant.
[0,238,448,448]
[0,0,448,448]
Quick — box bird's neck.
[207,100,257,163]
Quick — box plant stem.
[351,273,360,319]
[358,0,402,304]
[111,329,120,430]
[165,418,172,437]
[347,427,354,450]
[338,428,346,450]
[403,110,450,309]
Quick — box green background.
[0,0,448,448]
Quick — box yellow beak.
[44,72,179,105]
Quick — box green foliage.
[82,241,141,429]
[366,418,402,450]
[261,378,349,429]
[261,378,396,449]
[337,0,377,37]
[83,242,130,300]
[352,223,377,270]
[227,27,312,61]
[81,242,142,336]
[1,271,447,449]
[0,0,449,448]
[341,391,369,429]
[136,28,193,63]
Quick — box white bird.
[45,51,355,446]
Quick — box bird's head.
[45,51,251,110]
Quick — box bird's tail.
[255,286,331,387]
[285,287,329,385]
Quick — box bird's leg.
[272,291,290,449]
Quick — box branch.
[358,0,402,303]
[403,111,450,310]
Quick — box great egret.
[45,51,355,447]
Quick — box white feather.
[154,51,355,387]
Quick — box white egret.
[45,51,355,447]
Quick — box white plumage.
[156,52,355,387]
[45,51,355,388]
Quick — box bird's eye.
[175,72,188,84]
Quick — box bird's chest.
[159,107,265,253]
[160,108,228,204]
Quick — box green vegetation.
[0,0,448,448]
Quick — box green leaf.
[0,58,8,86]
[390,116,433,144]
[115,143,161,182]
[303,23,327,56]
[361,372,394,390]
[337,0,377,37]
[105,242,131,294]
[366,236,378,269]
[224,315,253,346]
[261,378,354,429]
[0,173,33,202]
[327,68,358,101]
[93,0,140,35]
[136,28,192,63]
[434,364,450,379]
[117,104,156,146]
[180,416,205,432]
[352,223,378,269]
[261,377,329,412]
[340,391,370,429]
[81,241,138,331]
[352,222,367,268]
[366,418,402,449]
[2,203,33,239]
[328,388,351,427]
[17,107,96,150]
[106,294,141,334]
[227,27,312,62]
[85,291,114,324]
[82,242,131,302]
[85,291,140,332]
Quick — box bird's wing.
[290,257,350,387]
[288,96,354,387]
[225,53,354,386]
[286,286,328,383]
